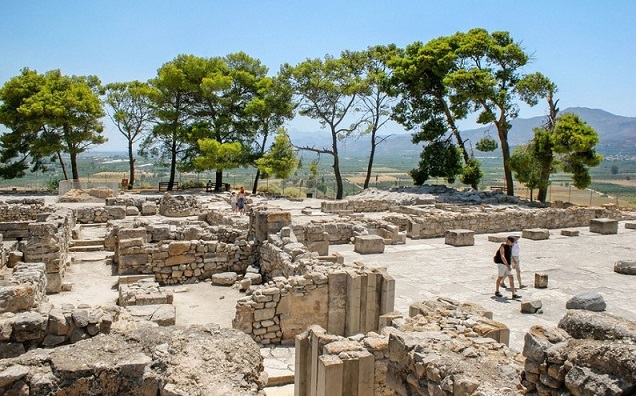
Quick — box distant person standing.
[237,186,246,215]
[511,235,526,288]
[229,191,238,213]
[494,236,520,299]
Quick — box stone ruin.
[0,190,634,394]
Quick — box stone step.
[71,239,105,247]
[69,245,105,252]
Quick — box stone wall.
[234,208,396,345]
[295,297,523,396]
[292,219,405,249]
[0,303,120,359]
[522,310,636,395]
[159,192,201,217]
[73,205,126,223]
[110,219,257,284]
[0,199,48,223]
[0,325,265,395]
[0,262,47,314]
[23,208,74,293]
[391,205,623,239]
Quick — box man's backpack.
[493,246,503,263]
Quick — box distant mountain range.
[289,107,636,158]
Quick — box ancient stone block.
[141,202,157,216]
[522,228,550,240]
[534,273,548,289]
[560,229,579,236]
[521,300,543,314]
[168,241,191,256]
[211,272,238,286]
[354,235,385,254]
[589,218,618,234]
[12,312,47,342]
[625,222,636,229]
[614,260,636,275]
[150,305,176,326]
[444,229,475,246]
[566,292,606,312]
[317,355,343,396]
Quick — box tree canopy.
[0,68,105,180]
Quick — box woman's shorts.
[498,264,512,277]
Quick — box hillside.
[290,108,636,159]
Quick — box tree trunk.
[56,151,69,180]
[70,151,80,181]
[128,140,135,189]
[331,130,343,200]
[215,170,223,192]
[253,169,261,194]
[168,138,177,191]
[363,139,375,189]
[440,95,477,188]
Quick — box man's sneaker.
[500,283,507,288]
[494,291,503,297]
[519,284,528,289]
[511,294,522,299]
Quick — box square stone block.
[444,229,474,246]
[589,218,618,234]
[560,229,579,237]
[522,228,550,240]
[534,273,548,289]
[487,234,508,243]
[625,222,636,230]
[354,235,385,254]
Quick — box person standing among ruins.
[494,236,520,299]
[237,186,246,215]
[229,191,238,213]
[511,235,526,288]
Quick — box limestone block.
[354,235,385,254]
[522,228,550,240]
[378,311,402,329]
[7,251,23,268]
[560,229,579,236]
[488,234,509,243]
[589,218,618,234]
[244,272,262,285]
[327,272,347,336]
[566,292,606,312]
[614,260,636,275]
[211,272,238,286]
[0,343,25,359]
[117,227,148,241]
[150,304,176,326]
[625,222,636,229]
[168,241,191,256]
[444,229,475,246]
[521,300,543,314]
[106,206,126,220]
[12,311,47,342]
[317,355,343,396]
[406,222,422,239]
[0,365,29,388]
[125,206,140,216]
[141,202,158,216]
[534,273,548,289]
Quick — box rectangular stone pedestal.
[561,229,579,237]
[534,273,548,288]
[522,228,550,240]
[444,229,474,246]
[354,235,385,254]
[589,218,618,234]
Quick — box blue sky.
[1,1,634,151]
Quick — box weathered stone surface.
[614,260,636,275]
[521,300,543,314]
[589,218,618,234]
[566,292,606,312]
[12,312,47,342]
[0,326,264,395]
[354,235,385,254]
[141,202,158,215]
[558,310,636,341]
[522,228,550,240]
[444,229,474,247]
[560,229,579,236]
[211,272,238,286]
[534,273,548,288]
[150,305,176,326]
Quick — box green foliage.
[409,140,463,185]
[553,113,602,189]
[509,144,546,191]
[475,136,498,152]
[0,68,106,180]
[194,139,244,171]
[254,129,298,179]
[460,158,483,187]
[611,165,619,175]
